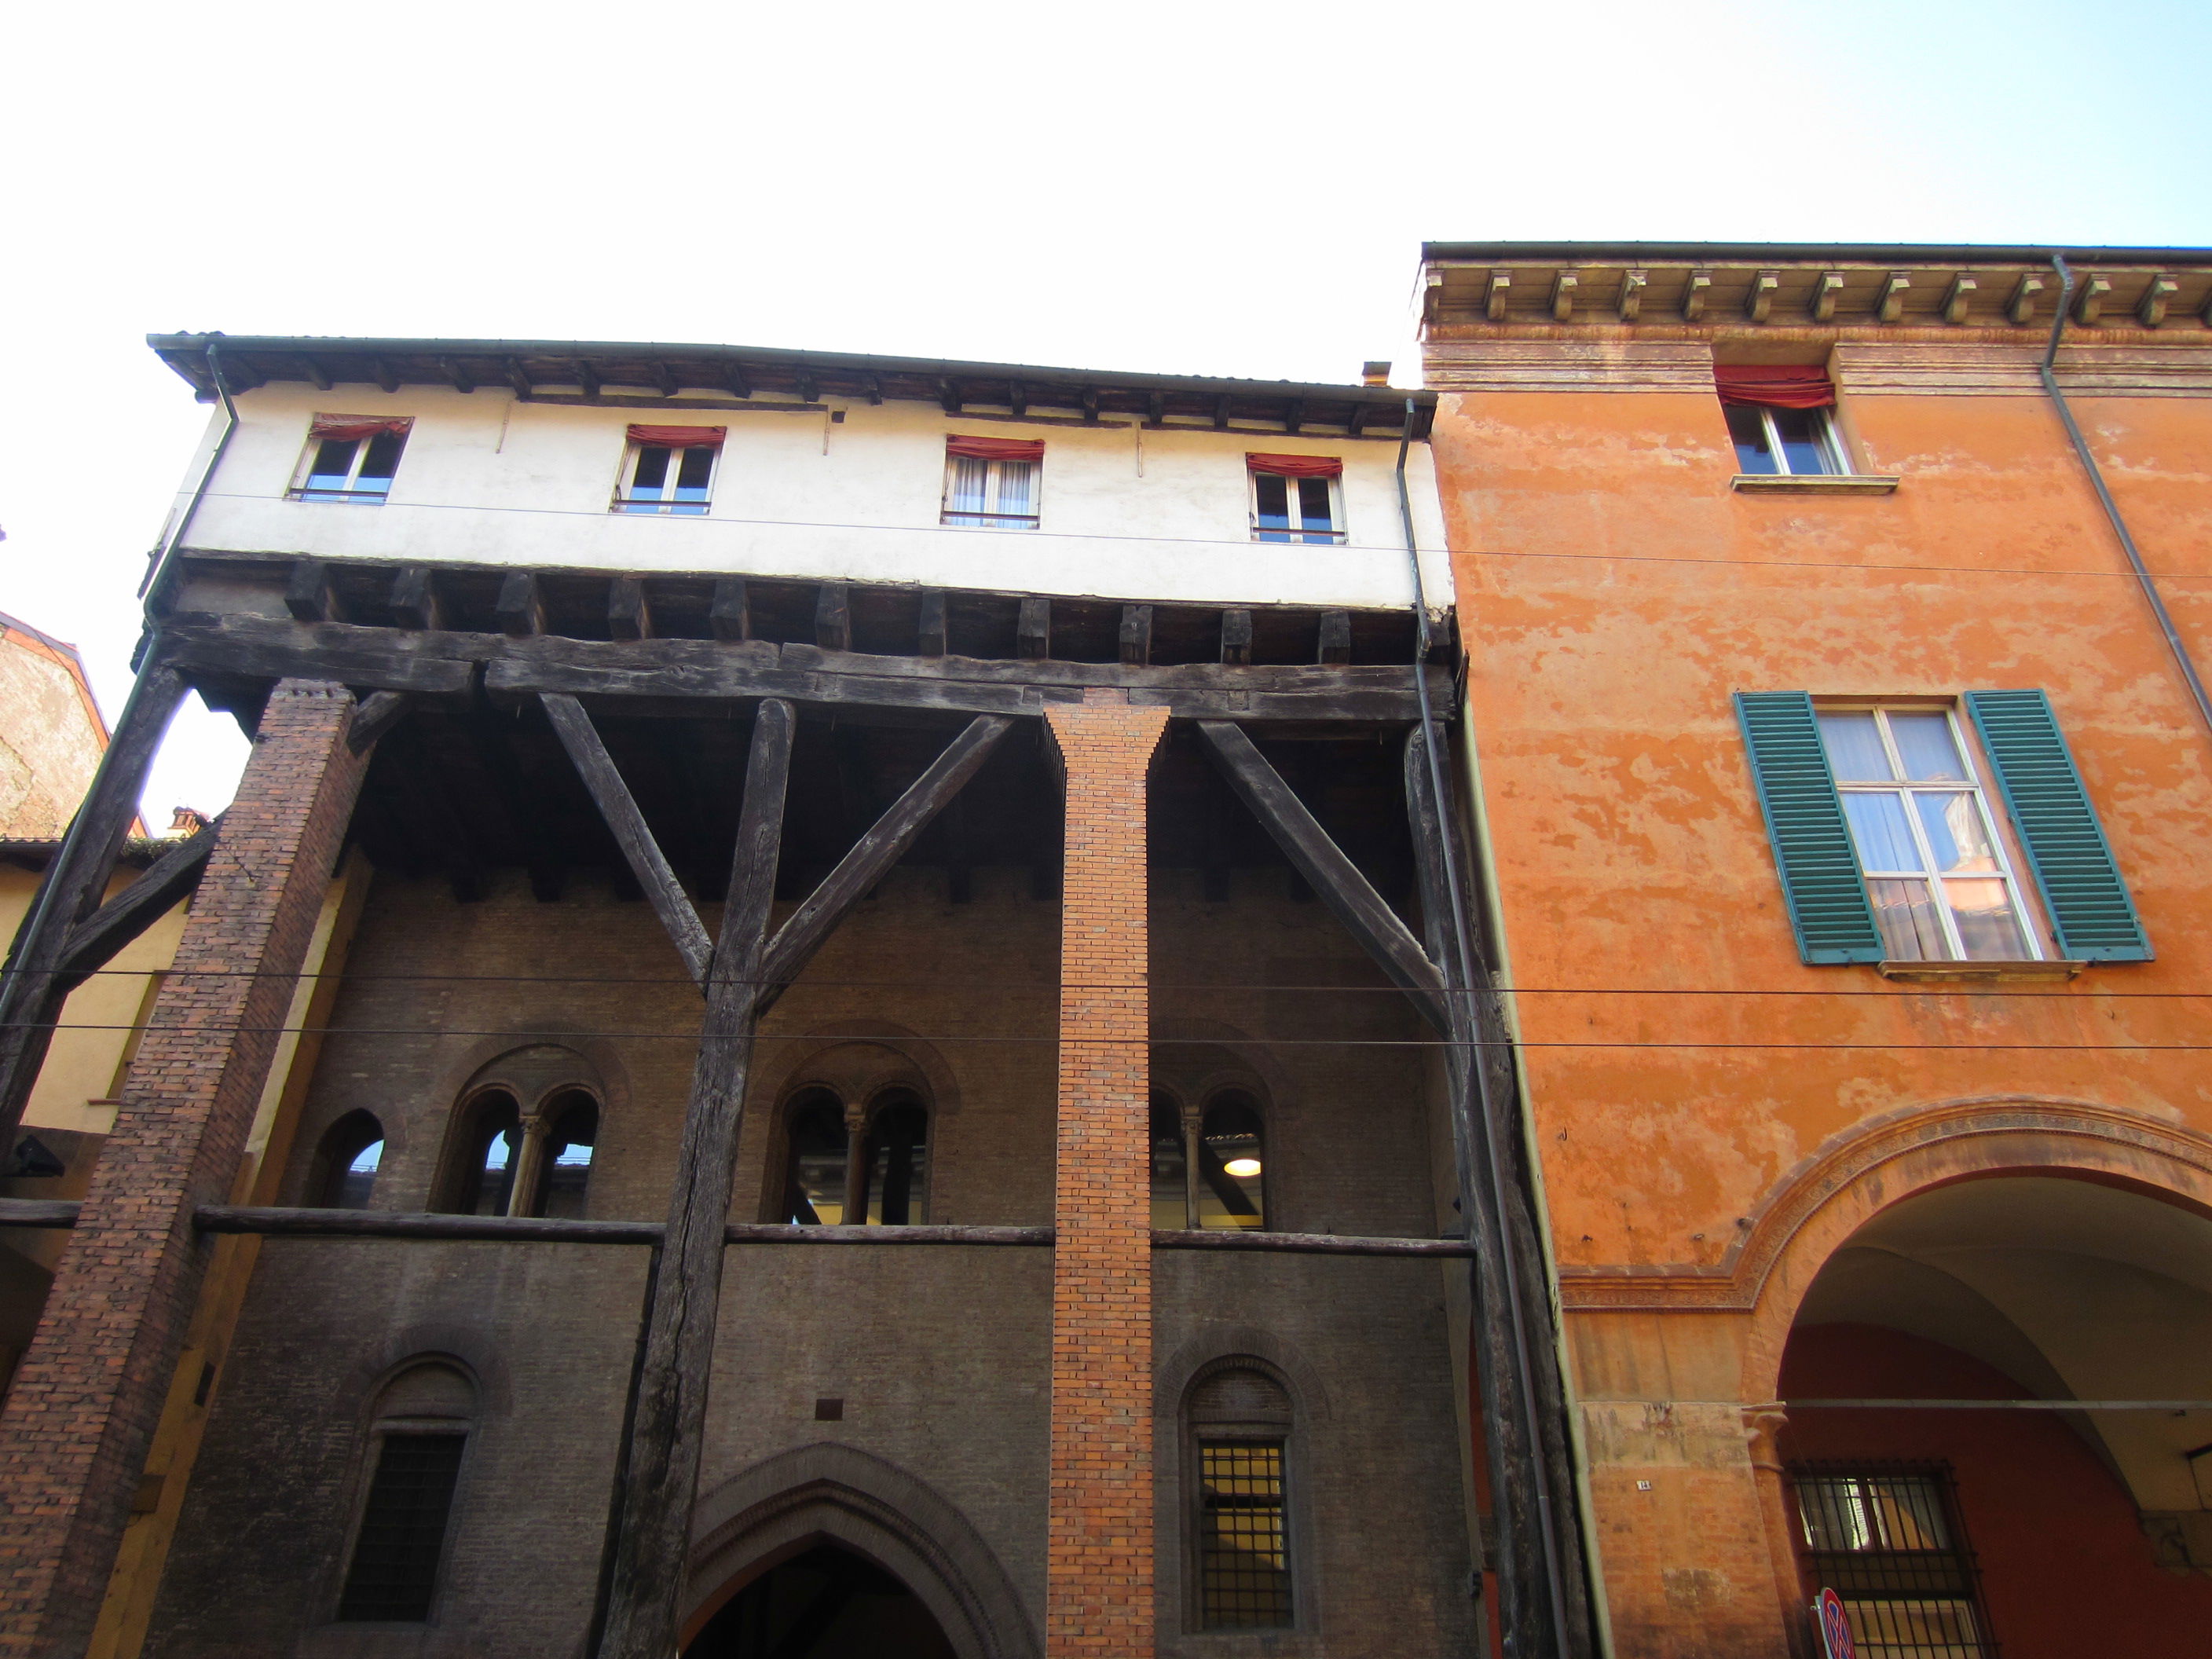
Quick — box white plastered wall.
[164,385,1452,611]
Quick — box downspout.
[2041,257,2212,740]
[139,341,240,606]
[1396,403,1576,1653]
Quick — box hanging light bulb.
[1224,1157,1262,1178]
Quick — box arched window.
[533,1091,597,1219]
[1197,1092,1266,1230]
[782,1090,849,1225]
[1151,1094,1190,1229]
[1187,1364,1296,1630]
[864,1094,929,1225]
[316,1111,386,1210]
[446,1092,521,1217]
[338,1361,475,1624]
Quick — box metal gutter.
[140,341,238,602]
[1423,240,2212,266]
[2040,255,2212,742]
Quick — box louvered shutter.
[1734,691,1884,964]
[1964,690,2151,961]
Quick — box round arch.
[684,1444,1038,1659]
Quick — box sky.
[2,0,2207,821]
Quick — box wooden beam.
[189,1205,1052,1247]
[937,377,962,415]
[346,690,412,755]
[1118,605,1152,668]
[1151,1229,1474,1257]
[609,577,653,642]
[53,818,221,984]
[1195,721,1445,1031]
[756,715,1013,1010]
[300,357,333,391]
[369,356,399,394]
[709,578,750,643]
[1317,610,1352,665]
[650,361,678,397]
[1009,381,1028,417]
[917,591,949,657]
[815,583,851,653]
[1213,395,1232,430]
[496,571,544,637]
[440,357,477,394]
[596,700,793,1659]
[577,361,602,399]
[505,358,534,398]
[723,363,753,400]
[1283,399,1305,435]
[0,666,188,1137]
[0,1199,82,1229]
[541,693,713,986]
[1220,609,1253,666]
[1016,598,1050,661]
[389,567,441,631]
[284,559,335,623]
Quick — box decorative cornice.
[1423,339,1715,394]
[1556,1096,2212,1313]
[1835,342,2212,397]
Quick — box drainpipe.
[139,340,240,607]
[1396,405,1577,1654]
[2041,257,2212,740]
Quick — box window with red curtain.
[624,425,726,449]
[1713,366,1835,410]
[1247,456,1343,544]
[1245,453,1343,479]
[946,434,1046,463]
[617,427,724,516]
[943,437,1042,528]
[295,416,414,503]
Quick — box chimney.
[1361,361,1391,386]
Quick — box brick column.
[1044,693,1168,1659]
[0,681,367,1658]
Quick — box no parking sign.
[1815,1588,1856,1659]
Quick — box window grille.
[337,1432,467,1622]
[1198,1441,1292,1628]
[1793,1464,1993,1659]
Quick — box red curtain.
[1714,365,1834,409]
[946,434,1046,462]
[1246,452,1342,479]
[627,424,726,448]
[308,416,413,441]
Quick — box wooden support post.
[815,582,851,652]
[496,571,544,637]
[283,560,335,623]
[608,577,653,642]
[917,591,949,657]
[1219,609,1253,666]
[595,700,793,1659]
[709,578,750,643]
[1016,597,1051,661]
[1118,605,1152,668]
[0,664,187,1140]
[388,567,441,631]
[1194,722,1445,1031]
[52,817,220,986]
[1317,610,1352,665]
[1404,728,1591,1659]
[346,690,412,755]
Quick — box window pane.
[1197,1097,1265,1229]
[1943,878,2029,960]
[1295,477,1334,540]
[1773,408,1834,476]
[1199,1441,1291,1628]
[1841,793,1924,873]
[1725,405,1776,474]
[785,1098,847,1225]
[1150,1100,1187,1229]
[1888,712,1967,781]
[333,1141,382,1210]
[630,445,672,496]
[471,1126,518,1217]
[865,1101,928,1225]
[337,1433,467,1622]
[1818,712,1894,782]
[671,445,714,515]
[540,1097,595,1220]
[1911,793,1999,874]
[1869,878,1946,960]
[305,438,361,496]
[357,432,405,485]
[1254,474,1291,541]
[995,460,1036,518]
[944,456,991,525]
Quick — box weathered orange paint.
[1430,313,2212,1657]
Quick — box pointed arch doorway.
[684,1543,956,1658]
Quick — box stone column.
[1044,693,1168,1659]
[0,681,368,1658]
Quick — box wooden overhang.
[147,333,1437,440]
[1419,240,2212,335]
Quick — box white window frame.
[1727,404,1851,477]
[612,440,720,516]
[289,426,409,504]
[1822,704,2043,963]
[1248,471,1344,545]
[940,454,1041,529]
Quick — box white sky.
[3,0,2206,822]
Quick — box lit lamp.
[1223,1158,1262,1178]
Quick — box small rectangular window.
[1197,1441,1292,1628]
[1793,1466,1992,1659]
[337,1431,467,1622]
[1816,707,2038,962]
[1247,455,1343,544]
[291,417,412,504]
[1727,404,1850,477]
[614,424,723,516]
[942,436,1044,529]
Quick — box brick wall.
[1044,695,1168,1659]
[0,681,365,1659]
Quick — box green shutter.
[1734,691,1884,964]
[1964,690,2151,961]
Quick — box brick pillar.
[1045,693,1168,1659]
[0,681,366,1658]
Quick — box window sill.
[1730,474,1900,496]
[1877,958,2086,983]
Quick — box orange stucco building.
[1422,244,2212,1657]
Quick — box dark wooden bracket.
[53,817,222,987]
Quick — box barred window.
[1188,1363,1296,1631]
[338,1364,474,1624]
[1793,1464,1992,1659]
